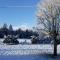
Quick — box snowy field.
[0,39,60,55]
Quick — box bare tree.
[37,0,60,56]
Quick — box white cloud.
[20,25,29,30]
[13,24,32,30]
[13,26,20,30]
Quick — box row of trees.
[0,23,38,38]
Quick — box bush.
[3,35,19,45]
[0,33,4,38]
[31,36,39,44]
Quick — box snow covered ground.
[0,39,60,55]
[0,44,54,55]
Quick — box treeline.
[0,23,38,38]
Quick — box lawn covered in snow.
[0,39,60,55]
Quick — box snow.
[0,44,54,55]
[0,39,60,55]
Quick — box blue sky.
[0,0,40,29]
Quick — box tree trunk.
[54,39,57,56]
